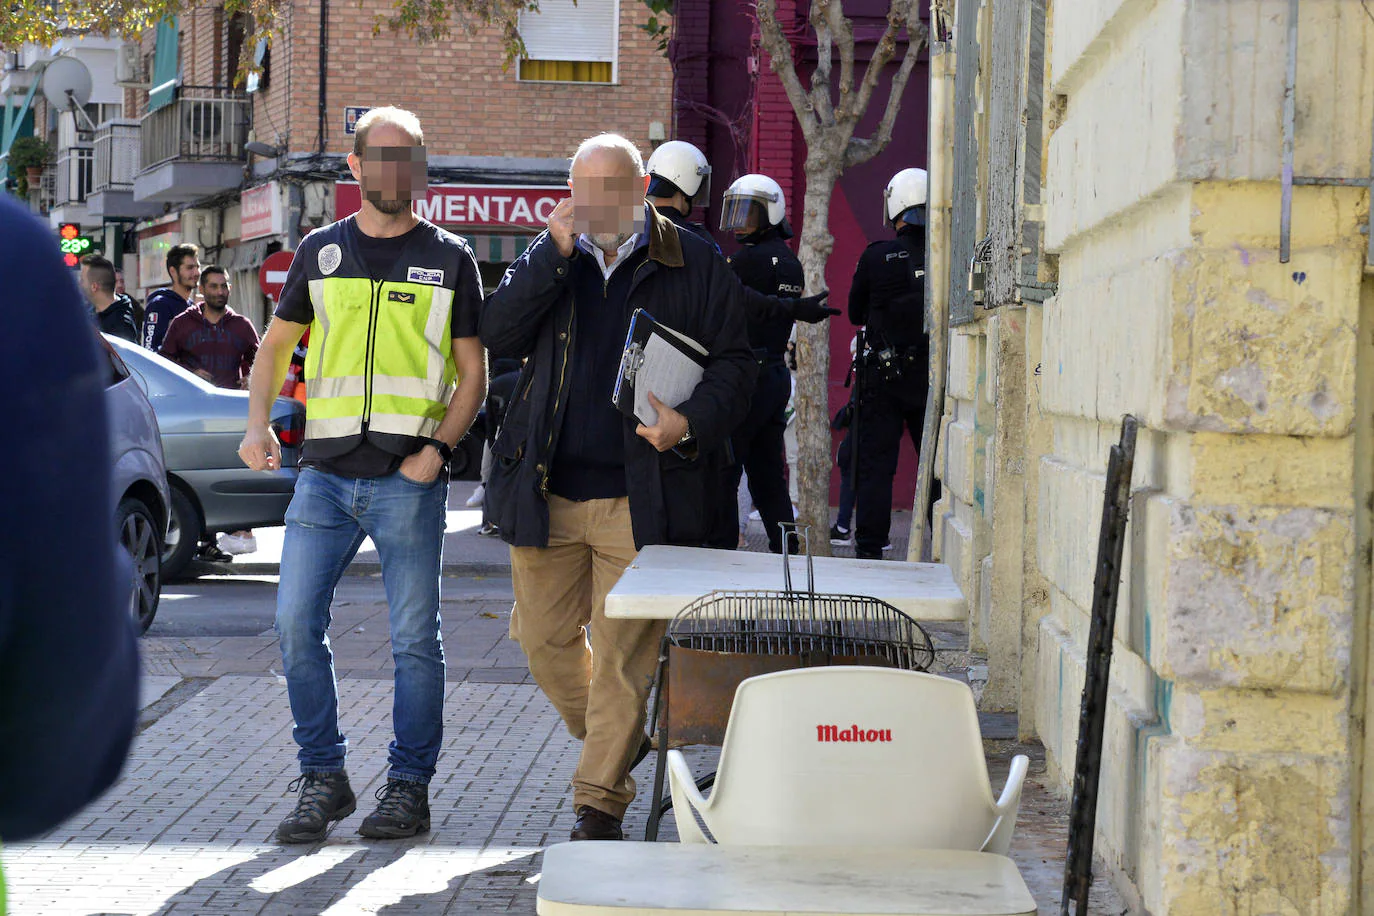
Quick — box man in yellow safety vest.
[239,107,487,843]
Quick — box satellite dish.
[42,56,93,111]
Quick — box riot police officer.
[849,168,930,560]
[712,174,805,553]
[645,140,719,246]
[646,142,837,550]
[645,142,835,324]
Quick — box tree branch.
[756,0,821,140]
[847,0,912,131]
[808,0,835,126]
[827,0,857,120]
[846,12,927,167]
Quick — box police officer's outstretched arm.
[849,251,873,326]
[481,197,577,360]
[0,196,138,841]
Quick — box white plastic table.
[604,546,966,622]
[536,842,1037,915]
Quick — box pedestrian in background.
[80,254,138,342]
[162,265,263,558]
[142,243,200,352]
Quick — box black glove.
[791,291,840,323]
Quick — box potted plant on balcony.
[7,136,51,198]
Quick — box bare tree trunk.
[793,161,840,556]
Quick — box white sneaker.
[465,483,486,508]
[217,531,258,555]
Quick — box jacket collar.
[644,201,684,268]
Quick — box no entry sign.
[259,250,295,301]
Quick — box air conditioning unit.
[182,103,226,152]
[114,44,148,88]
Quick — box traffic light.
[58,222,95,268]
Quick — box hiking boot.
[358,778,431,839]
[275,772,356,844]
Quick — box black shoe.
[570,805,623,841]
[829,524,853,546]
[276,772,356,844]
[358,778,431,839]
[478,521,500,537]
[855,548,883,561]
[198,543,234,563]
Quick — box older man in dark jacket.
[480,133,754,842]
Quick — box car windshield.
[106,335,221,398]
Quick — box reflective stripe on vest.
[304,275,456,444]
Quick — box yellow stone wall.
[934,0,1374,909]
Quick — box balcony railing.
[55,144,94,205]
[140,86,249,170]
[93,119,141,192]
[38,167,56,214]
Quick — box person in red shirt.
[160,266,260,389]
[161,266,263,557]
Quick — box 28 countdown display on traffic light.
[58,222,95,267]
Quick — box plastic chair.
[667,666,1028,854]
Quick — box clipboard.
[613,308,708,426]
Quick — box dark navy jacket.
[480,205,756,549]
[141,286,189,352]
[0,194,138,841]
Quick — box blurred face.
[349,124,427,216]
[201,272,231,311]
[114,270,126,295]
[570,148,649,252]
[171,255,201,291]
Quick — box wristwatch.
[676,420,695,447]
[420,437,454,462]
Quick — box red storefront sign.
[241,182,282,241]
[334,182,569,229]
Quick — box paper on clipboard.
[613,309,708,426]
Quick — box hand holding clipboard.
[613,309,707,451]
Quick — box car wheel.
[118,497,162,634]
[162,486,201,580]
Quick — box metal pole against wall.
[1280,0,1299,264]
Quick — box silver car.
[99,335,170,633]
[107,336,303,579]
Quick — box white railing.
[140,86,249,170]
[55,144,94,205]
[38,167,56,213]
[93,119,141,192]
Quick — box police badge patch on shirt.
[407,266,444,285]
[318,243,342,275]
[388,290,417,303]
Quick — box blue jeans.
[276,465,448,784]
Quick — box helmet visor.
[718,194,771,232]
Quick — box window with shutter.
[517,0,618,84]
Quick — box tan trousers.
[509,495,665,819]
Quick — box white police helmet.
[720,174,788,235]
[646,140,712,202]
[884,167,929,226]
